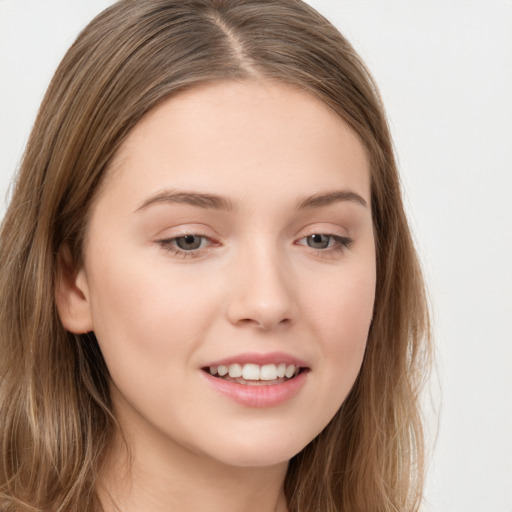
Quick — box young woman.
[0,1,431,511]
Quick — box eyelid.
[295,233,353,253]
[295,220,352,252]
[155,225,353,259]
[157,232,219,259]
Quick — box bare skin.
[56,80,375,512]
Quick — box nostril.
[236,316,292,330]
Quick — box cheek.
[85,251,222,373]
[84,257,184,357]
[84,256,225,431]
[327,284,373,373]
[305,259,375,393]
[306,255,376,341]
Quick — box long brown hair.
[0,1,431,510]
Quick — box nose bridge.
[226,234,295,330]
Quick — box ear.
[55,244,94,334]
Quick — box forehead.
[98,80,370,210]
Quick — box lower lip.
[201,370,308,408]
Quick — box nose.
[225,242,296,331]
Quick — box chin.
[200,430,313,469]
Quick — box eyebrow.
[295,190,367,209]
[135,188,367,213]
[135,190,238,212]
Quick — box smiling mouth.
[202,363,307,386]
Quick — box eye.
[157,233,216,258]
[174,234,206,251]
[306,234,333,249]
[297,233,352,253]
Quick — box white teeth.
[260,364,278,380]
[217,365,228,376]
[209,362,301,381]
[228,363,242,378]
[284,364,296,378]
[242,363,260,380]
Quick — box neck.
[97,423,289,512]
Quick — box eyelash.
[157,233,353,259]
[156,233,213,259]
[298,234,353,255]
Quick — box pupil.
[308,234,329,249]
[177,235,202,250]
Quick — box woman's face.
[65,81,376,468]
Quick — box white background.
[1,2,511,512]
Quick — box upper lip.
[203,352,309,368]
